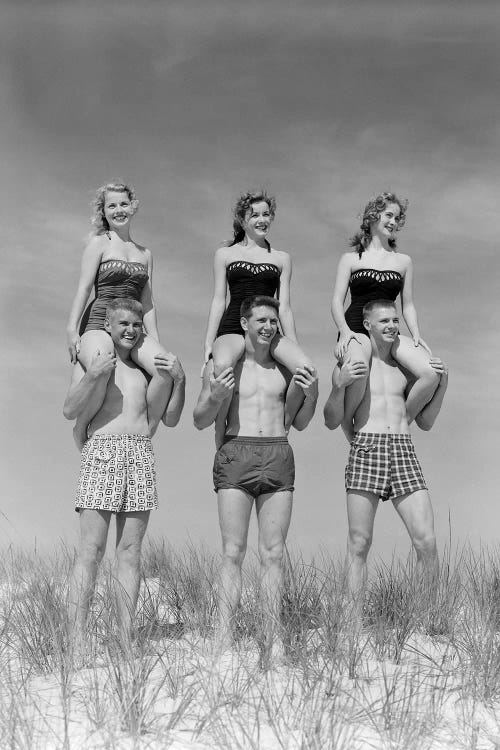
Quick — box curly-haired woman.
[66,181,174,449]
[203,191,314,442]
[330,191,439,431]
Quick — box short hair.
[349,191,408,257]
[91,180,139,235]
[105,297,143,318]
[226,190,277,247]
[240,295,280,320]
[362,299,397,320]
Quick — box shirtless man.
[63,297,185,642]
[194,295,318,650]
[324,299,448,601]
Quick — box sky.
[1,0,499,562]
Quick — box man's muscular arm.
[414,359,448,431]
[288,366,319,431]
[63,351,116,420]
[147,353,186,432]
[323,357,368,431]
[193,361,235,430]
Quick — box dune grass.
[1,542,500,748]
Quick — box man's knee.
[116,544,141,568]
[78,538,106,568]
[348,528,372,560]
[259,539,285,569]
[116,537,143,569]
[412,529,437,559]
[222,539,246,567]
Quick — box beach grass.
[1,543,500,749]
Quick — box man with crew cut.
[194,294,318,654]
[324,299,448,605]
[64,297,185,646]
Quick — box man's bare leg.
[393,489,438,584]
[216,488,253,648]
[346,491,379,625]
[68,509,111,644]
[114,510,150,641]
[256,490,293,660]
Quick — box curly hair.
[226,190,277,247]
[349,192,408,257]
[90,181,139,234]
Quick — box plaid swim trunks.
[213,436,295,498]
[76,434,158,513]
[345,432,427,502]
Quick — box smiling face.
[103,190,135,231]
[104,308,143,350]
[371,202,401,241]
[242,200,273,242]
[241,304,279,346]
[363,304,399,344]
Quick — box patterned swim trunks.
[345,432,427,502]
[76,434,158,513]
[213,436,295,498]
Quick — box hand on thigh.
[78,330,114,369]
[211,335,245,375]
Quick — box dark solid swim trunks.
[345,432,427,502]
[213,435,295,498]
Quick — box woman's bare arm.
[66,237,104,362]
[204,248,229,361]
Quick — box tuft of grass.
[3,541,500,747]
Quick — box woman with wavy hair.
[204,190,314,442]
[331,191,439,432]
[66,181,173,449]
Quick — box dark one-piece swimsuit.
[216,260,281,337]
[344,268,403,336]
[79,258,149,335]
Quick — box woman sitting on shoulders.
[204,190,314,441]
[331,191,439,430]
[66,181,174,449]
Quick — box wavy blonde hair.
[349,191,408,257]
[90,181,139,234]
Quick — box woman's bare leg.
[212,335,246,447]
[73,330,115,450]
[342,336,372,430]
[271,336,314,424]
[132,334,174,424]
[391,336,439,422]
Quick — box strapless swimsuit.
[216,260,281,337]
[79,258,149,334]
[344,268,403,335]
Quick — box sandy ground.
[7,627,500,749]
[3,573,500,749]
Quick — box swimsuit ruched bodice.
[79,259,149,334]
[216,260,281,337]
[345,268,403,335]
